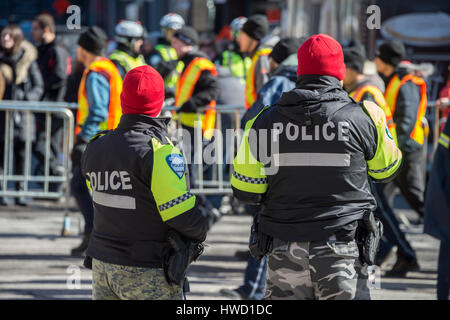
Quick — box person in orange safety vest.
[374,40,428,276]
[70,26,123,257]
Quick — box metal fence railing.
[161,104,246,195]
[0,99,446,200]
[0,101,246,206]
[0,101,76,211]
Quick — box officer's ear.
[340,80,344,87]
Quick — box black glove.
[71,135,89,167]
[163,230,204,286]
[155,59,179,79]
[176,100,197,114]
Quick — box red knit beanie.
[297,34,345,81]
[120,65,165,117]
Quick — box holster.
[162,230,204,287]
[249,220,273,261]
[83,255,92,270]
[356,211,384,265]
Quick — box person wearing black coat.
[0,24,44,206]
[31,14,70,190]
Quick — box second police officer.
[231,34,403,300]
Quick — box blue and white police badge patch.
[386,126,394,140]
[166,154,186,179]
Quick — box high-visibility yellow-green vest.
[108,50,146,75]
[221,50,251,84]
[155,44,184,89]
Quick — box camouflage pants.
[264,237,371,300]
[92,258,183,300]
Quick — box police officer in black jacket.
[81,65,209,300]
[232,34,402,300]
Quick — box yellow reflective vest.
[108,49,146,75]
[155,44,184,89]
[221,50,252,84]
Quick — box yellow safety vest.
[350,84,397,144]
[108,50,146,75]
[245,47,272,109]
[385,74,428,145]
[175,57,218,140]
[222,50,252,84]
[76,58,123,136]
[155,44,184,89]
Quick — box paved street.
[0,199,439,300]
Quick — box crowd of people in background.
[0,10,448,300]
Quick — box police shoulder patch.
[166,154,186,179]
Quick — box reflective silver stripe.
[158,192,194,212]
[273,153,351,167]
[92,191,136,210]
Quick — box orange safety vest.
[76,58,123,136]
[350,84,397,144]
[175,57,218,140]
[385,74,428,145]
[244,47,272,109]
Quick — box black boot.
[385,251,420,277]
[70,234,90,256]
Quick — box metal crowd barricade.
[0,100,75,213]
[162,104,246,195]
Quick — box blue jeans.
[373,182,416,261]
[437,241,450,300]
[238,242,267,300]
[70,165,93,234]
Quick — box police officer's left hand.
[176,100,196,114]
[71,135,89,167]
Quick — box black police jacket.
[81,114,209,267]
[231,75,402,242]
